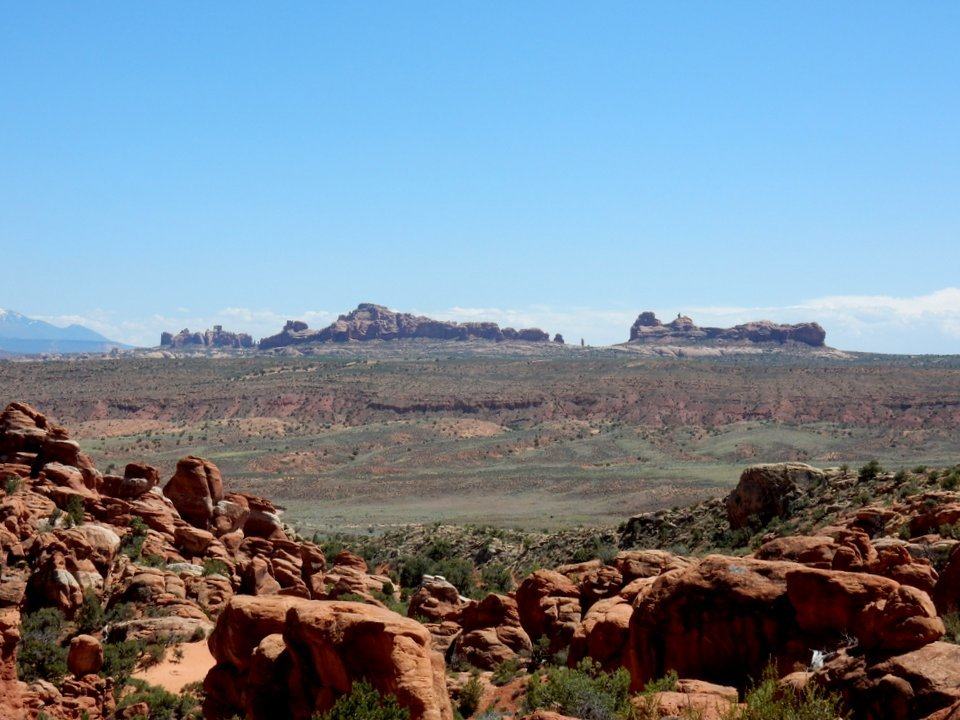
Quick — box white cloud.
[31,288,960,353]
[683,288,960,353]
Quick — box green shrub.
[858,460,883,483]
[372,588,407,616]
[65,494,85,526]
[490,656,524,686]
[76,588,105,634]
[17,607,68,683]
[528,635,567,671]
[3,474,21,495]
[314,680,410,720]
[116,678,201,720]
[943,612,960,644]
[458,672,484,717]
[102,637,148,685]
[105,601,136,624]
[201,558,230,577]
[480,563,513,594]
[396,553,476,596]
[120,517,149,560]
[524,659,633,720]
[942,471,960,491]
[142,642,168,668]
[570,538,618,565]
[642,669,678,694]
[724,667,845,719]
[335,592,369,603]
[141,553,167,568]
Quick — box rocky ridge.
[627,311,827,348]
[160,326,254,350]
[2,401,960,718]
[259,303,556,349]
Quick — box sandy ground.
[132,641,215,693]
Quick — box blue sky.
[2,3,959,351]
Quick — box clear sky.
[2,3,959,351]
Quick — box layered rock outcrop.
[260,304,551,348]
[205,595,453,720]
[628,311,827,347]
[160,326,254,349]
[725,462,826,529]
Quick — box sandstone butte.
[160,303,559,350]
[2,400,960,719]
[628,310,827,347]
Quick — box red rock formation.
[627,555,806,690]
[408,575,469,623]
[786,566,943,652]
[205,595,453,720]
[726,462,825,529]
[163,455,224,528]
[516,570,582,652]
[628,311,827,347]
[260,303,553,348]
[456,593,532,670]
[161,326,254,349]
[68,634,104,676]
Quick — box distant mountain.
[0,309,128,354]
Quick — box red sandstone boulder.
[814,642,960,720]
[68,634,103,676]
[212,493,250,536]
[568,595,633,671]
[207,595,312,673]
[240,556,281,596]
[634,679,738,720]
[579,565,624,611]
[755,535,837,567]
[786,566,943,652]
[0,402,48,456]
[0,599,24,719]
[516,570,581,651]
[408,575,468,623]
[332,549,367,572]
[205,595,453,720]
[456,593,532,670]
[725,463,825,529]
[100,462,159,499]
[163,456,224,528]
[613,549,689,582]
[40,461,97,500]
[174,524,216,556]
[627,555,804,690]
[934,544,960,614]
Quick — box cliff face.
[160,326,254,349]
[628,312,826,348]
[260,303,551,349]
